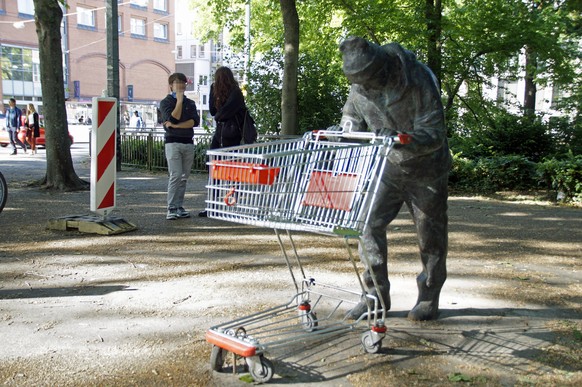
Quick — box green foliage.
[189,0,249,49]
[247,38,347,134]
[191,0,581,198]
[448,154,478,191]
[449,108,555,162]
[450,151,582,203]
[448,372,473,382]
[547,115,582,157]
[449,153,538,193]
[296,51,347,132]
[243,0,349,134]
[441,0,581,113]
[247,50,284,134]
[537,153,582,202]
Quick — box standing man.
[5,98,26,155]
[337,37,451,321]
[159,73,200,220]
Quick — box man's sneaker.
[177,207,191,218]
[166,208,178,220]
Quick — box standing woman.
[209,66,252,149]
[25,103,40,155]
[199,67,254,218]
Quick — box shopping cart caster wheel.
[361,331,382,354]
[247,356,274,384]
[209,345,225,371]
[301,311,318,332]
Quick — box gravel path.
[0,144,581,386]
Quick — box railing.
[120,129,296,173]
[120,129,212,172]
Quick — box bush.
[449,110,554,162]
[547,116,582,158]
[448,153,478,191]
[450,154,538,193]
[537,154,582,202]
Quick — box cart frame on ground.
[204,130,402,383]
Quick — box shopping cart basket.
[204,130,404,383]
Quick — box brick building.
[1,0,174,127]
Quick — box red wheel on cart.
[210,345,225,371]
[247,356,274,383]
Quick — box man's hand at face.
[172,80,186,101]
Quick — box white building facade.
[173,1,246,128]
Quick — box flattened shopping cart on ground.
[204,130,406,383]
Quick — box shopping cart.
[204,130,406,383]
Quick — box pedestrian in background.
[208,66,255,149]
[130,111,143,129]
[25,103,40,155]
[199,66,257,218]
[159,72,200,220]
[5,98,26,155]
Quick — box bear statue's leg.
[408,257,446,321]
[347,178,404,320]
[406,176,449,321]
[347,259,392,320]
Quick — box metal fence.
[120,129,295,173]
[120,129,212,172]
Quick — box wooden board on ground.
[47,214,137,235]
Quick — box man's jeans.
[8,128,26,152]
[165,142,195,209]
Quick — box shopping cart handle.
[310,129,328,140]
[396,133,412,144]
[307,129,413,145]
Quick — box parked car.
[0,126,74,148]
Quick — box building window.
[190,45,196,58]
[176,22,182,35]
[198,75,208,86]
[550,84,564,110]
[32,63,40,83]
[176,46,182,59]
[153,0,167,12]
[130,17,146,36]
[1,45,42,101]
[1,46,33,81]
[77,6,96,29]
[17,0,34,16]
[154,22,168,41]
[198,45,205,58]
[130,0,148,9]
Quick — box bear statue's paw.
[408,301,439,321]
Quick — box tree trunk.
[279,0,299,135]
[33,0,88,191]
[425,0,442,85]
[523,45,537,116]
